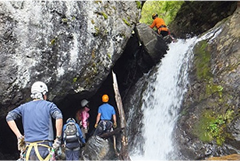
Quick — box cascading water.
[128,27,222,160]
[130,37,198,160]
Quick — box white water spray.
[130,38,197,160]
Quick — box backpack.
[64,122,79,143]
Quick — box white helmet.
[81,99,89,107]
[66,118,76,123]
[31,81,48,95]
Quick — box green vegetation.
[50,38,56,45]
[94,26,100,36]
[192,40,236,145]
[107,53,111,59]
[62,18,68,24]
[140,1,184,25]
[73,77,77,83]
[193,109,234,145]
[194,40,212,80]
[102,12,108,19]
[122,18,131,26]
[136,1,142,9]
[194,40,223,99]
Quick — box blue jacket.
[62,120,85,144]
[6,100,63,142]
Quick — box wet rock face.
[169,1,237,39]
[175,8,240,159]
[0,1,141,118]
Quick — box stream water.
[130,38,197,160]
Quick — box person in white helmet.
[75,99,90,139]
[80,99,90,139]
[6,81,63,161]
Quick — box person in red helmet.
[93,94,117,136]
[149,13,169,37]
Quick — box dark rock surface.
[169,1,237,39]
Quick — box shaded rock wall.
[169,1,237,39]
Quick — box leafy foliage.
[193,109,234,145]
[140,1,184,26]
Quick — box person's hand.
[52,138,61,150]
[17,135,25,151]
[113,122,117,128]
[94,123,98,128]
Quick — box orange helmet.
[102,94,109,102]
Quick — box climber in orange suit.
[149,13,169,37]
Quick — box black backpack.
[64,121,79,143]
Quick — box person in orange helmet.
[93,94,117,136]
[149,13,169,37]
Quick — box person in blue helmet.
[93,94,117,136]
[6,81,63,161]
[62,118,85,160]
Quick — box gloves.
[52,138,61,150]
[17,135,25,151]
[94,123,98,128]
[113,122,117,128]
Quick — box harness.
[25,141,52,161]
[65,146,80,151]
[158,25,168,32]
[158,25,167,29]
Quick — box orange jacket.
[149,17,168,32]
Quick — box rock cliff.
[175,6,240,160]
[0,1,141,118]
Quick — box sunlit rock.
[0,1,141,117]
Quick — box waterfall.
[130,38,197,160]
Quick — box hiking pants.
[93,120,113,136]
[65,146,80,160]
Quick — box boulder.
[81,136,116,160]
[135,23,168,65]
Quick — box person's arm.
[55,118,63,138]
[95,113,101,125]
[76,124,86,144]
[112,114,117,128]
[149,19,156,29]
[7,120,22,138]
[113,114,117,125]
[50,103,63,138]
[94,113,101,128]
[6,109,23,138]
